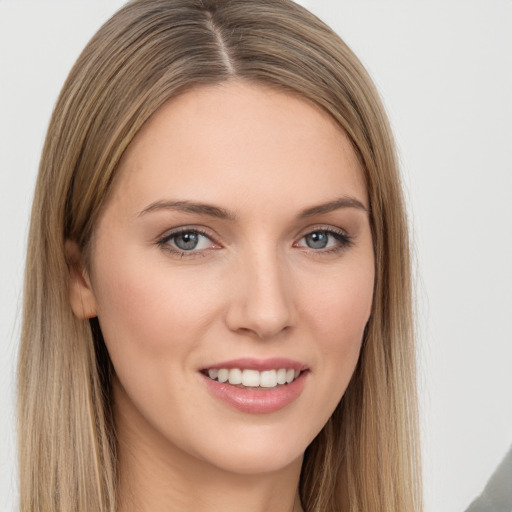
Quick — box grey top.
[465,446,512,512]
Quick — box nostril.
[223,261,297,338]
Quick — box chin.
[207,446,304,476]
[183,424,312,476]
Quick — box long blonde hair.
[18,0,422,510]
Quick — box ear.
[65,240,98,319]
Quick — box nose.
[224,248,297,339]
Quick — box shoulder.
[465,446,512,512]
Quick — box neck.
[114,386,304,512]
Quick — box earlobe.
[65,240,98,319]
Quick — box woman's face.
[75,81,374,475]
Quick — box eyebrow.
[138,196,368,221]
[298,197,368,217]
[138,200,237,221]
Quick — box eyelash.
[295,227,354,254]
[157,227,216,258]
[157,226,354,258]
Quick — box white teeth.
[228,368,243,385]
[217,369,229,383]
[207,367,301,388]
[260,370,277,388]
[242,369,260,387]
[276,368,287,385]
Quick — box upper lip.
[202,357,308,372]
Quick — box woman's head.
[18,1,420,511]
[67,78,375,486]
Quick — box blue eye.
[297,229,352,252]
[304,231,329,249]
[159,229,216,254]
[173,231,201,250]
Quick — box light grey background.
[1,1,511,511]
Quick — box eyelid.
[294,223,350,240]
[157,226,222,257]
[156,223,354,258]
[293,225,354,252]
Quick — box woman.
[17,0,421,510]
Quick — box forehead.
[110,80,367,217]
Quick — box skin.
[68,81,375,512]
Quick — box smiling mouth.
[202,368,303,389]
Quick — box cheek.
[303,259,374,386]
[90,256,225,432]
[307,261,373,340]
[92,255,218,352]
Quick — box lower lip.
[201,372,307,414]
